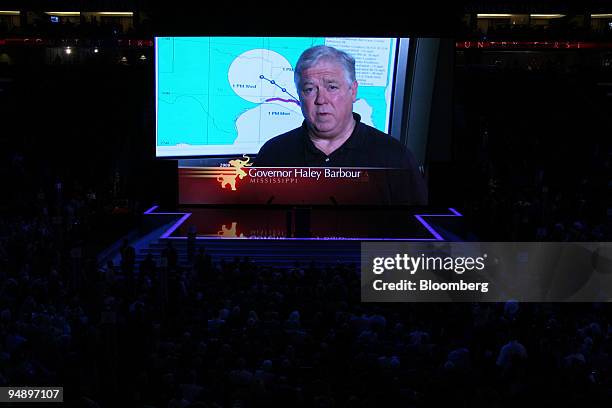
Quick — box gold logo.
[217,222,245,238]
[217,155,252,191]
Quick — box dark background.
[0,3,611,407]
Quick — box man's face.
[298,59,358,139]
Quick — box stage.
[143,206,469,241]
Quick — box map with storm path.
[156,37,397,157]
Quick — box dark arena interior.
[0,2,611,407]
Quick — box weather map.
[156,37,398,157]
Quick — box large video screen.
[155,37,402,157]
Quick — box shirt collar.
[302,112,364,155]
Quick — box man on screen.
[254,45,427,205]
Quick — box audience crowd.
[0,181,611,406]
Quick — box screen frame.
[155,36,412,160]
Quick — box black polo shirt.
[255,113,412,168]
[253,113,428,205]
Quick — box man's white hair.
[294,45,356,89]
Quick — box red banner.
[456,41,612,49]
[179,166,403,205]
